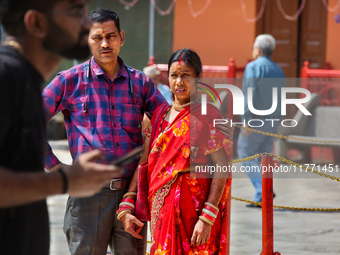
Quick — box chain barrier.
[272,153,340,182]
[228,153,340,210]
[227,152,340,182]
[229,125,340,181]
[227,153,262,164]
[232,196,340,212]
[236,125,340,144]
[229,126,340,210]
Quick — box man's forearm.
[0,167,63,207]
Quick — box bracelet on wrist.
[200,202,219,226]
[121,198,135,204]
[117,209,132,221]
[201,213,215,222]
[119,202,135,210]
[199,215,214,226]
[204,202,219,212]
[202,208,217,218]
[117,197,136,216]
[123,192,137,199]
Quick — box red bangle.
[118,205,134,210]
[204,205,218,215]
[117,205,134,215]
[201,213,215,223]
[118,205,134,211]
[121,198,135,205]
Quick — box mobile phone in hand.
[110,146,143,167]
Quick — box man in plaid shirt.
[43,8,166,255]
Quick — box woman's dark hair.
[168,48,202,77]
[88,8,121,33]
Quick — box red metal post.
[147,56,156,66]
[260,154,281,255]
[300,61,309,99]
[227,58,236,78]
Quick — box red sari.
[147,103,232,255]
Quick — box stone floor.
[48,144,340,254]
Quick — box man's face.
[43,0,91,60]
[88,21,125,65]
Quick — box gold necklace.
[158,107,171,134]
[3,40,24,56]
[154,107,171,143]
[172,100,197,112]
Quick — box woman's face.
[169,61,197,102]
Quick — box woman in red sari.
[119,48,232,255]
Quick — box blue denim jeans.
[237,120,279,202]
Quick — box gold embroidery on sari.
[150,175,178,241]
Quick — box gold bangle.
[205,202,219,212]
[117,209,132,221]
[123,192,137,199]
[118,209,131,217]
[117,209,131,218]
[199,216,214,226]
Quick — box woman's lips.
[176,88,185,93]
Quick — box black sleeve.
[0,57,21,148]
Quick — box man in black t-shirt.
[0,1,123,254]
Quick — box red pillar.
[300,61,309,98]
[260,154,281,255]
[147,56,156,66]
[227,58,236,78]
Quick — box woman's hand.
[216,119,234,141]
[121,213,144,239]
[191,219,212,246]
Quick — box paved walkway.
[48,142,340,254]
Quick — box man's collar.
[258,55,271,60]
[90,56,128,79]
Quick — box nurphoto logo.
[197,82,312,128]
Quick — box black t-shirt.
[0,46,49,255]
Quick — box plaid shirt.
[43,57,166,178]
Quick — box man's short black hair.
[0,0,61,36]
[88,8,121,33]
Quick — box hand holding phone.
[111,146,143,167]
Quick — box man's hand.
[191,219,212,246]
[217,119,235,141]
[63,150,124,197]
[121,213,144,239]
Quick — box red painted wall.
[173,0,256,68]
[326,0,340,70]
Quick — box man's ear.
[23,10,48,38]
[120,30,125,46]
